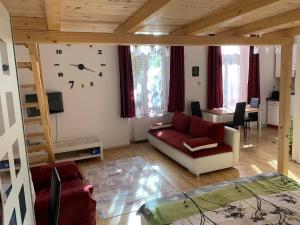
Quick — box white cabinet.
[267,101,279,126]
[275,44,297,78]
[267,98,294,126]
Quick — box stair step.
[24,116,41,125]
[27,144,47,153]
[20,84,36,90]
[29,155,48,165]
[26,132,44,141]
[17,62,32,70]
[22,102,39,109]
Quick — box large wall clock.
[52,44,106,89]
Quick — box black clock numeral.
[82,84,84,88]
[97,50,102,55]
[69,81,75,89]
[99,72,103,77]
[56,49,63,54]
[89,45,93,48]
[101,64,106,67]
[66,44,71,46]
[90,82,94,87]
[58,72,64,77]
[54,63,60,66]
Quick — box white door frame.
[0,3,36,225]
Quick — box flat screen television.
[26,92,64,117]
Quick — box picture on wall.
[192,66,199,77]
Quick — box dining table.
[202,107,262,137]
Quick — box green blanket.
[137,173,300,225]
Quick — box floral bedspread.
[137,173,300,225]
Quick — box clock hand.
[70,64,95,73]
[84,67,96,73]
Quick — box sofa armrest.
[30,162,83,192]
[150,123,172,130]
[224,126,240,165]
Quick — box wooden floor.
[78,127,300,225]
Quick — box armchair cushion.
[30,162,83,192]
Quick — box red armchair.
[30,162,96,225]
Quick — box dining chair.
[244,98,260,131]
[191,101,203,118]
[48,168,61,225]
[225,102,247,139]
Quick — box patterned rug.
[82,156,177,220]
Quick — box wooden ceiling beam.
[44,0,62,30]
[171,0,280,35]
[12,17,48,31]
[114,0,171,34]
[218,8,300,36]
[264,26,300,37]
[13,30,294,46]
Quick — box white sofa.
[148,126,240,177]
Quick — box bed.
[138,173,300,225]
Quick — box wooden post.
[278,43,293,175]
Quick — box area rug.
[82,156,177,220]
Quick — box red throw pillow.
[172,112,192,133]
[189,116,225,144]
[183,137,218,152]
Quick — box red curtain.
[247,46,260,103]
[168,46,185,112]
[207,46,223,109]
[118,46,135,118]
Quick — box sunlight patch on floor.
[250,164,263,174]
[268,160,300,183]
[268,160,277,169]
[127,212,141,225]
[242,144,255,149]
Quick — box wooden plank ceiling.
[2,0,300,43]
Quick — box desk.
[202,107,262,137]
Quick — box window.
[131,45,170,118]
[221,46,249,109]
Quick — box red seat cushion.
[150,129,231,159]
[189,116,225,144]
[171,112,192,133]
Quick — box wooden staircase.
[17,43,55,165]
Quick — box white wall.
[15,44,130,149]
[259,46,276,125]
[184,46,208,114]
[292,37,300,163]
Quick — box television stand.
[54,137,103,163]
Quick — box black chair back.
[232,102,246,126]
[191,101,202,118]
[48,168,61,225]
